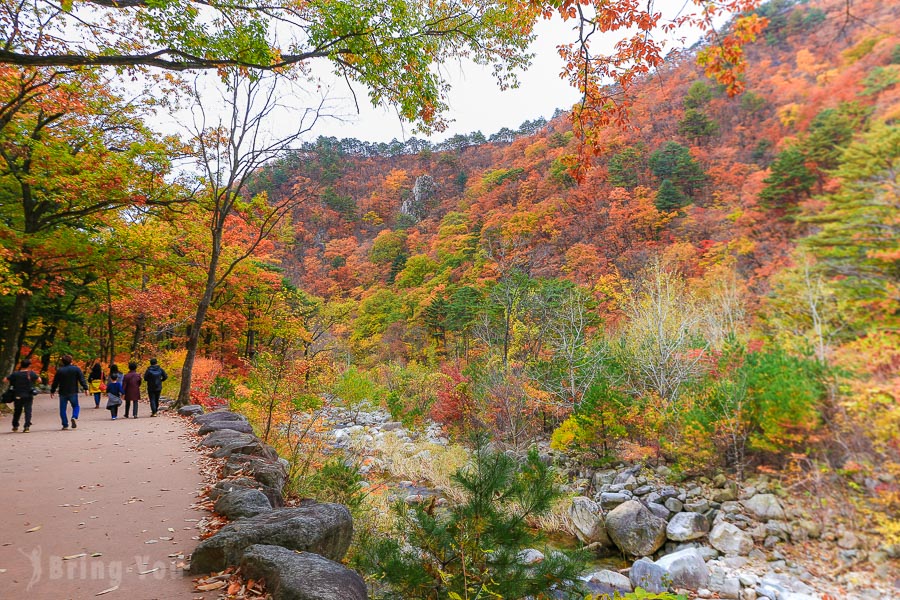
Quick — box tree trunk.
[176,247,220,407]
[0,292,31,379]
[106,278,115,363]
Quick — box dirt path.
[0,393,211,600]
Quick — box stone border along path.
[0,393,210,599]
[179,404,368,600]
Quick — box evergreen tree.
[802,122,900,310]
[359,436,586,599]
[607,145,645,189]
[649,141,706,202]
[656,179,688,211]
[758,146,816,210]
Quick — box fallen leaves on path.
[96,585,119,595]
[63,553,87,560]
[194,568,268,599]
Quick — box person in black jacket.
[4,359,41,432]
[50,354,89,430]
[143,358,168,417]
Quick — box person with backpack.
[122,361,142,418]
[50,354,89,430]
[143,358,168,417]
[4,359,41,432]
[105,372,123,420]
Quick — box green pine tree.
[359,436,586,599]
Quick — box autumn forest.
[1,0,899,596]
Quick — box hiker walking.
[5,359,41,433]
[50,355,88,430]
[143,358,168,417]
[106,372,123,420]
[87,358,104,408]
[122,361,142,419]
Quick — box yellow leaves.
[777,103,802,128]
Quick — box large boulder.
[655,548,708,590]
[605,500,667,557]
[223,455,288,493]
[569,497,611,546]
[210,477,285,508]
[190,503,353,574]
[194,410,248,425]
[178,404,204,416]
[742,493,785,522]
[709,522,754,556]
[201,429,254,448]
[214,488,273,520]
[629,557,669,593]
[240,545,367,600]
[212,437,279,461]
[666,512,709,542]
[581,569,633,596]
[198,419,255,435]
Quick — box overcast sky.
[157,2,714,147]
[309,17,584,144]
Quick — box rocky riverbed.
[319,403,899,600]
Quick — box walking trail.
[0,393,211,599]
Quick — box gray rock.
[666,512,710,541]
[582,569,633,595]
[664,497,684,513]
[742,494,785,522]
[614,466,641,485]
[240,544,367,600]
[198,419,255,435]
[708,564,740,599]
[605,500,667,557]
[658,487,679,500]
[223,455,288,492]
[214,488,273,520]
[629,557,669,593]
[765,520,791,542]
[600,492,631,511]
[201,429,254,448]
[569,497,611,546]
[655,548,709,590]
[633,485,654,496]
[647,502,670,521]
[194,410,248,425]
[594,469,617,486]
[684,499,710,513]
[190,502,353,574]
[709,522,754,556]
[178,404,204,416]
[210,477,285,508]
[712,483,739,503]
[517,548,544,565]
[213,438,280,461]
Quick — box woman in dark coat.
[122,361,142,418]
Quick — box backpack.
[146,369,163,390]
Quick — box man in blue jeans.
[50,354,89,430]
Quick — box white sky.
[310,17,584,143]
[153,1,716,147]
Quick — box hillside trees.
[0,66,176,378]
